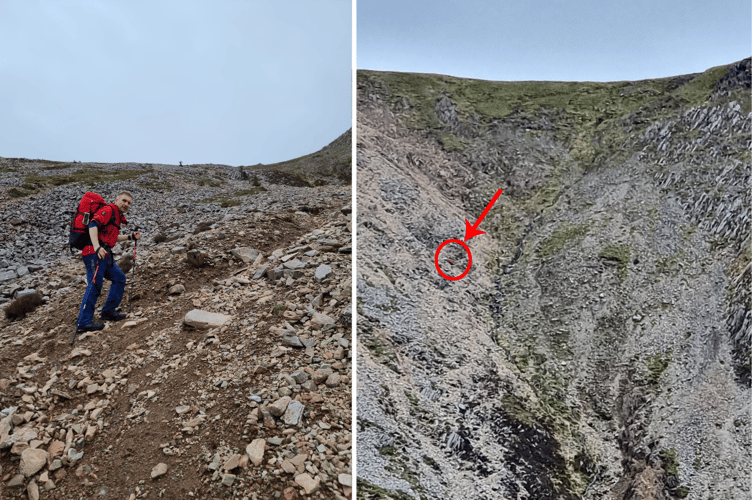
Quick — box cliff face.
[356,60,750,500]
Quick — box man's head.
[115,191,133,213]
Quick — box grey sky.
[358,0,751,82]
[1,0,351,166]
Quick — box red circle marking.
[435,239,472,281]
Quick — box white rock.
[311,312,336,329]
[184,309,232,329]
[231,247,261,263]
[246,438,265,466]
[151,463,168,479]
[294,473,320,494]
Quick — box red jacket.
[81,204,127,256]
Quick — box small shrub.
[193,222,213,234]
[117,254,134,274]
[600,244,631,279]
[5,292,44,321]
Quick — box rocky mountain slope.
[356,60,750,500]
[0,134,353,499]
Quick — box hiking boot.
[101,310,127,322]
[76,322,105,334]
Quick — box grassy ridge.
[245,128,352,185]
[360,62,739,128]
[359,62,746,164]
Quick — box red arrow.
[464,189,503,241]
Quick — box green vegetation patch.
[197,196,240,208]
[660,447,678,474]
[362,335,400,374]
[233,187,267,197]
[501,395,539,428]
[659,448,690,499]
[438,133,465,152]
[8,169,148,198]
[599,244,630,279]
[357,478,415,500]
[672,64,730,107]
[197,178,224,188]
[538,222,589,258]
[139,174,173,191]
[646,354,671,385]
[404,390,419,406]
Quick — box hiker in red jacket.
[76,191,141,333]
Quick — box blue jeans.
[77,253,126,327]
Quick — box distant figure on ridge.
[76,191,141,333]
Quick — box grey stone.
[314,264,332,281]
[253,264,269,280]
[0,270,16,283]
[318,238,341,247]
[311,312,336,329]
[281,335,304,348]
[168,284,185,295]
[231,247,260,263]
[7,473,25,487]
[282,400,304,426]
[12,288,37,300]
[283,259,305,270]
[340,303,352,326]
[266,266,284,281]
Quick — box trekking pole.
[128,228,139,313]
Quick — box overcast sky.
[358,0,751,82]
[1,0,351,166]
